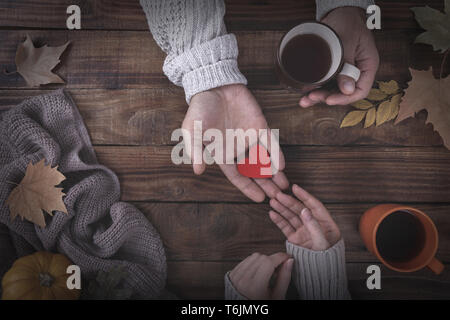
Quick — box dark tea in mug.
[275,22,360,93]
[375,210,426,263]
[280,34,332,83]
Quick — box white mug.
[275,21,360,93]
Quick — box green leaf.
[411,6,450,53]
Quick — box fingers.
[254,170,289,199]
[275,192,305,215]
[299,89,332,108]
[219,163,265,202]
[326,44,379,106]
[300,208,330,250]
[299,95,318,108]
[230,252,263,282]
[254,252,290,280]
[269,210,295,238]
[182,120,206,175]
[259,128,286,173]
[271,258,294,300]
[291,184,325,212]
[270,198,302,228]
[336,74,356,95]
[268,252,291,269]
[254,178,281,199]
[271,171,289,191]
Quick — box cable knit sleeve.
[139,0,247,103]
[224,272,248,300]
[316,0,375,20]
[286,239,351,300]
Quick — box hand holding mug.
[229,252,293,300]
[300,7,379,107]
[269,184,341,250]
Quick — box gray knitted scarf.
[0,90,166,299]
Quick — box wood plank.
[167,261,450,299]
[0,89,443,147]
[0,0,443,31]
[0,30,447,89]
[139,203,450,262]
[92,145,450,202]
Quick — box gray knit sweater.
[140,0,373,300]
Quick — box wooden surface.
[1,0,449,299]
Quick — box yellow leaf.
[5,159,68,227]
[340,110,367,128]
[364,108,376,128]
[387,94,401,121]
[376,97,399,126]
[367,89,388,101]
[350,100,373,110]
[378,80,399,94]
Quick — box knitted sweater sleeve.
[139,0,247,103]
[286,239,351,300]
[316,0,375,20]
[224,239,350,300]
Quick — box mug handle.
[428,257,444,275]
[339,62,361,82]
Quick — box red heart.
[237,144,272,178]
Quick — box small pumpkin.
[1,251,80,300]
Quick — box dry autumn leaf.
[14,34,70,87]
[350,100,373,110]
[340,110,367,128]
[341,80,401,129]
[364,108,376,128]
[5,159,68,227]
[376,94,401,126]
[367,89,388,101]
[387,94,401,121]
[378,80,400,94]
[396,68,450,149]
[376,100,392,126]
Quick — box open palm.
[269,184,341,250]
[183,84,288,202]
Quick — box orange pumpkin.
[1,251,80,300]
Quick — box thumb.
[301,208,330,251]
[271,258,293,300]
[337,74,356,95]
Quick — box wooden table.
[0,0,449,299]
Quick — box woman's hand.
[184,84,289,202]
[300,7,379,108]
[229,252,293,300]
[269,184,341,250]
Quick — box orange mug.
[359,204,444,274]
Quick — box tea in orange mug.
[359,204,444,274]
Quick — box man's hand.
[229,252,293,300]
[183,84,289,202]
[269,184,341,250]
[299,7,379,108]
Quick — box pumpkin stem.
[39,272,54,287]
